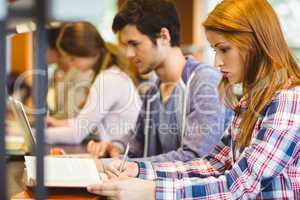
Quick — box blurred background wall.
[8,0,300,77]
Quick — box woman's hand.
[87,140,120,158]
[104,159,139,179]
[87,177,155,200]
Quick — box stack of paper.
[24,156,102,187]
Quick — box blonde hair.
[203,0,300,147]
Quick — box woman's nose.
[214,53,224,68]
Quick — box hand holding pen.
[118,143,130,176]
[105,143,140,179]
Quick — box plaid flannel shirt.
[138,86,300,200]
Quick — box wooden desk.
[8,144,103,199]
[11,188,101,200]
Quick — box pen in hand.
[118,143,130,177]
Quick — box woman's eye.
[220,48,227,53]
[220,47,230,53]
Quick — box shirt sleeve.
[138,128,233,180]
[45,70,125,144]
[139,90,300,199]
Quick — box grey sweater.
[115,57,231,162]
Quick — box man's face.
[119,25,166,75]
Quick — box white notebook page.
[25,156,102,187]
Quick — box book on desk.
[11,156,107,200]
[23,156,107,188]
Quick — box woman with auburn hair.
[86,0,300,199]
[45,22,141,157]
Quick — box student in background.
[45,22,141,157]
[87,0,300,199]
[86,0,229,161]
[46,26,94,119]
[6,26,94,120]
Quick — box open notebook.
[24,156,106,188]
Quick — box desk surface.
[7,144,97,198]
[11,188,101,200]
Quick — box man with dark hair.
[112,0,180,47]
[87,0,230,162]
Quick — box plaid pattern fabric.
[138,87,300,199]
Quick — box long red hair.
[203,0,300,147]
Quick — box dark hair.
[112,0,180,46]
[47,27,61,49]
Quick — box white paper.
[24,156,102,187]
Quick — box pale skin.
[86,140,120,158]
[87,177,155,200]
[87,159,156,200]
[87,30,245,199]
[205,30,244,84]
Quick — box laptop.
[7,97,113,165]
[7,97,36,155]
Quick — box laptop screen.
[9,97,36,155]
